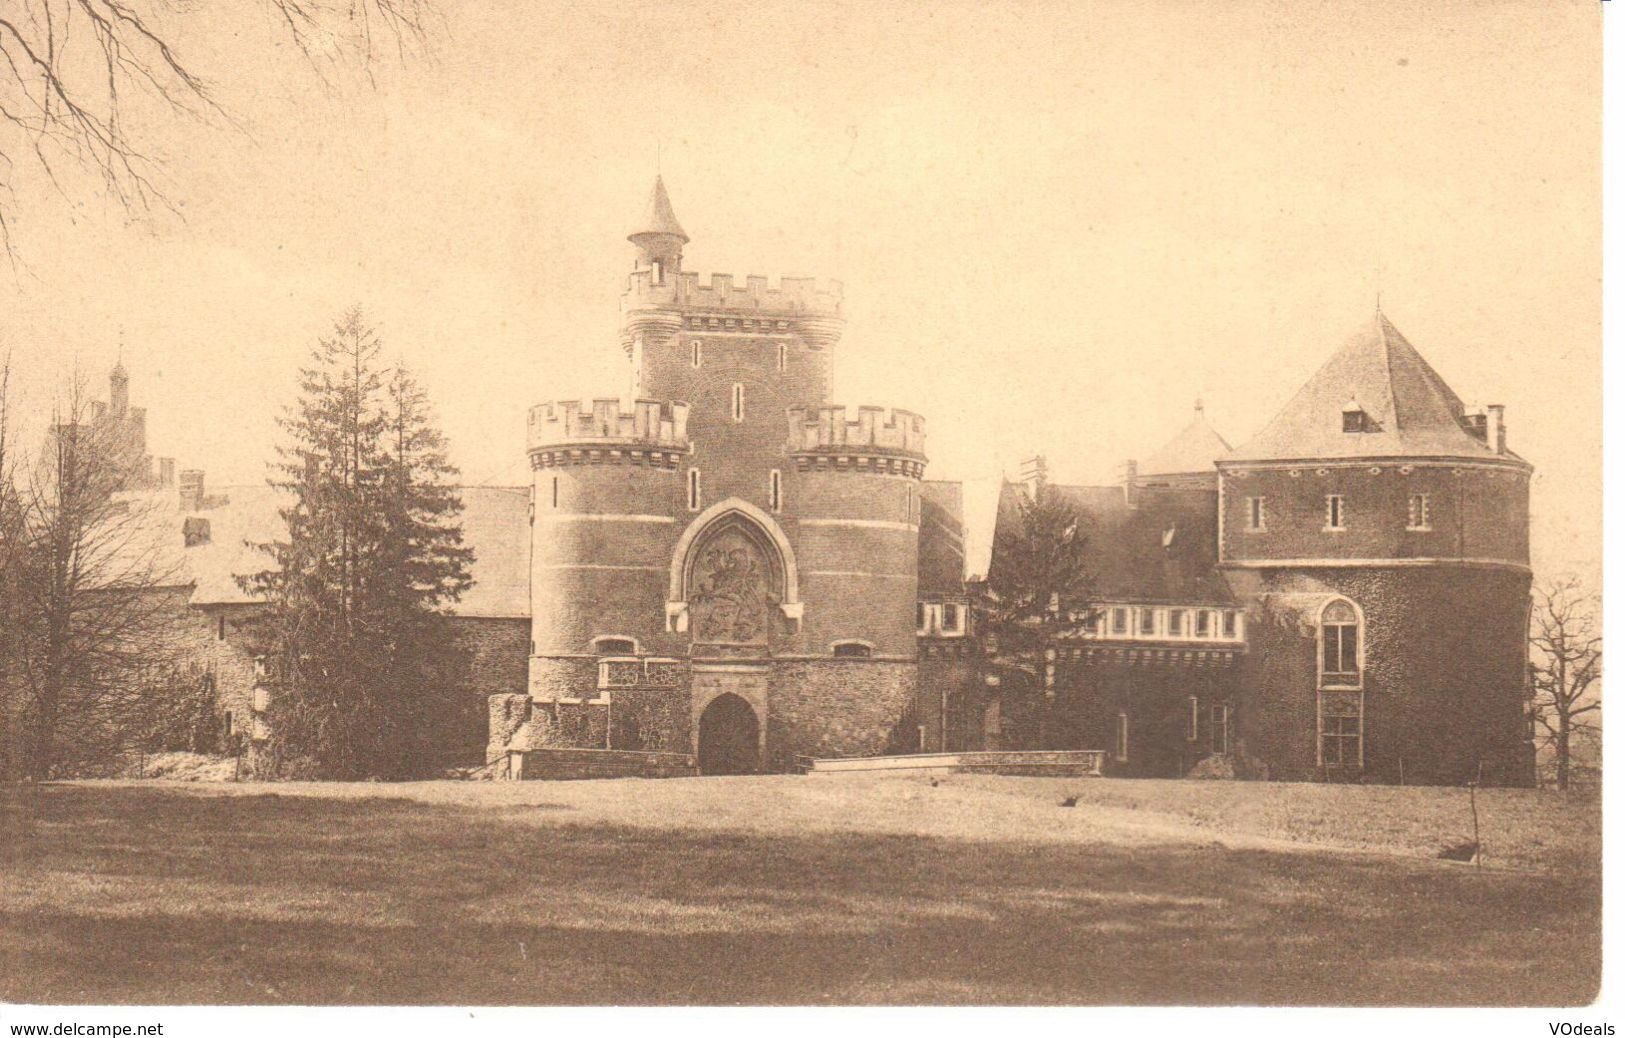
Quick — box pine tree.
[245,307,472,779]
[979,483,1095,749]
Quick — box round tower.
[1218,313,1534,786]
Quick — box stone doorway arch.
[697,693,761,775]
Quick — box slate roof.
[1141,403,1233,476]
[1227,313,1504,463]
[917,480,966,594]
[629,175,688,243]
[991,480,1232,605]
[113,483,531,618]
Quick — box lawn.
[0,775,1600,1006]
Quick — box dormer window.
[1342,399,1368,433]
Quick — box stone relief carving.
[689,527,779,644]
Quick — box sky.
[0,0,1601,583]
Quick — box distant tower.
[110,360,130,419]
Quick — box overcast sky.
[0,0,1599,582]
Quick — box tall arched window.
[1319,599,1361,687]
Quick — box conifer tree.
[245,307,471,779]
[979,482,1095,749]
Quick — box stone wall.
[766,659,917,770]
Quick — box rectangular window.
[1322,623,1359,683]
[1408,493,1431,530]
[1110,607,1129,635]
[1247,496,1266,531]
[1138,608,1157,636]
[1319,696,1363,768]
[769,469,782,512]
[778,343,788,372]
[1168,609,1186,638]
[731,383,744,422]
[1210,703,1230,755]
[551,476,559,509]
[1115,712,1129,762]
[916,602,927,632]
[691,341,702,367]
[941,603,962,635]
[1187,697,1199,741]
[1325,495,1346,530]
[1222,610,1238,638]
[687,469,701,511]
[1082,610,1099,635]
[1194,610,1212,637]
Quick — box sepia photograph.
[0,0,1606,1020]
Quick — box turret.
[628,176,687,281]
[110,361,129,419]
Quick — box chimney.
[1486,404,1506,455]
[1119,459,1139,508]
[179,469,204,511]
[1019,455,1048,501]
[158,457,176,487]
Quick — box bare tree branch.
[0,0,436,260]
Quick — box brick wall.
[1221,462,1529,565]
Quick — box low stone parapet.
[802,750,1107,777]
[507,747,697,781]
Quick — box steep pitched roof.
[917,480,966,594]
[1227,312,1499,463]
[1141,403,1233,476]
[990,481,1233,605]
[629,175,688,243]
[114,484,532,618]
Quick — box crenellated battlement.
[621,270,844,319]
[787,406,927,477]
[527,398,691,460]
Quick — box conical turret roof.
[629,175,688,243]
[1227,312,1500,462]
[1142,401,1233,476]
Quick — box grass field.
[0,774,1600,1006]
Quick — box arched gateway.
[697,693,760,775]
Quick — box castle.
[100,177,1537,785]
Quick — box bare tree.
[0,1,434,257]
[8,371,189,778]
[1528,576,1601,791]
[0,353,26,777]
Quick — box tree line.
[0,306,471,781]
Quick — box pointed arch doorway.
[697,693,760,775]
